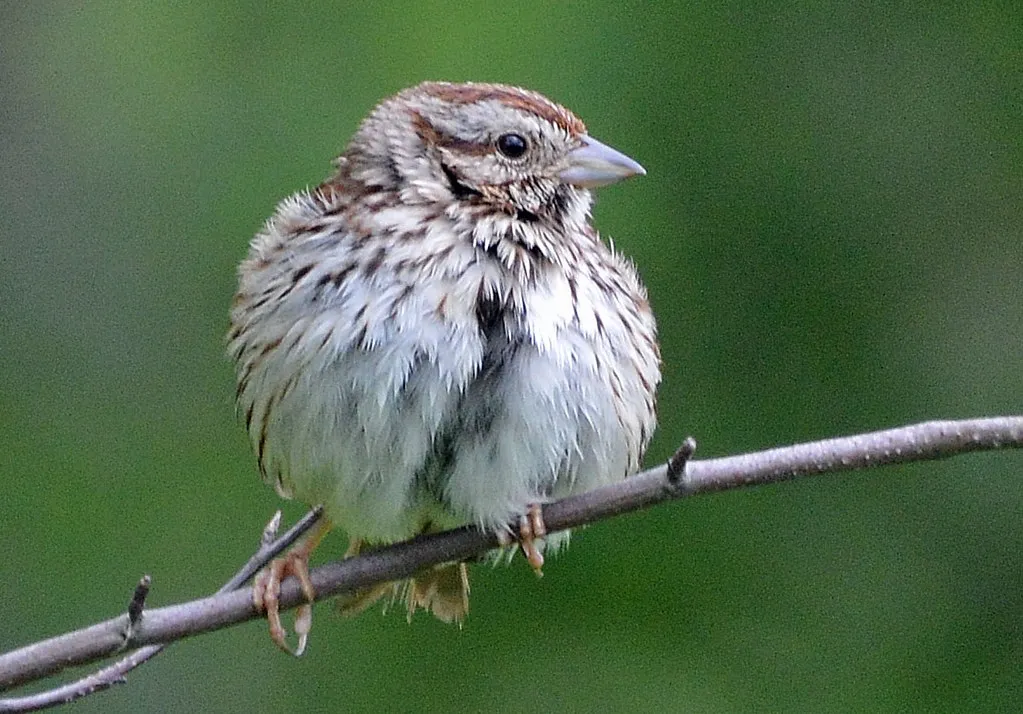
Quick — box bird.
[228,81,660,655]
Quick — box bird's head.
[342,82,644,234]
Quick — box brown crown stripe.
[417,82,586,135]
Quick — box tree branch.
[2,417,1021,710]
[0,507,324,712]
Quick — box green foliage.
[2,2,1021,711]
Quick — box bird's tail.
[403,562,470,624]
[336,562,470,624]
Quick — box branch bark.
[2,417,1021,711]
[0,508,324,712]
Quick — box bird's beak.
[559,135,646,188]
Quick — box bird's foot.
[517,503,547,575]
[253,522,328,656]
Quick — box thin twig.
[2,418,1022,711]
[122,576,150,642]
[0,508,323,712]
[666,436,698,483]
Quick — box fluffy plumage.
[228,81,660,640]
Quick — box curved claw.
[252,519,330,656]
[518,504,547,576]
[252,552,317,655]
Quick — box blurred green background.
[3,2,1021,712]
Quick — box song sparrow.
[228,81,660,654]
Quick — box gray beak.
[559,135,646,188]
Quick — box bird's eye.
[496,133,528,159]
